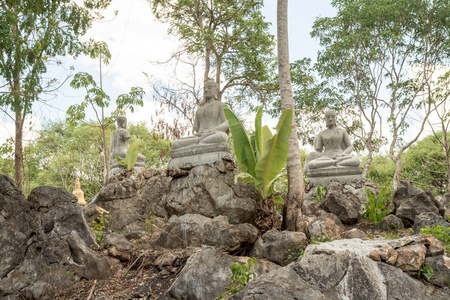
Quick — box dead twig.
[86,279,97,300]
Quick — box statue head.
[324,109,337,128]
[117,116,127,129]
[204,78,219,101]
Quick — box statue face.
[325,111,336,127]
[204,80,218,100]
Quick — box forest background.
[1,0,449,200]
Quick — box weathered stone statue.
[168,79,231,171]
[304,110,362,184]
[110,116,145,175]
[72,177,87,205]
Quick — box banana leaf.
[116,144,138,171]
[223,105,257,177]
[255,109,292,198]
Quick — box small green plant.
[91,213,111,244]
[314,185,327,202]
[384,231,401,240]
[116,144,138,171]
[420,225,450,247]
[144,210,156,235]
[224,258,257,296]
[363,183,393,224]
[285,245,306,264]
[417,265,433,281]
[310,235,332,244]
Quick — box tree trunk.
[277,0,305,232]
[14,112,24,190]
[362,144,373,179]
[392,157,402,190]
[441,128,450,192]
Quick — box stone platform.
[168,143,232,170]
[306,166,362,185]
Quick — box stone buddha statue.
[110,116,145,175]
[168,78,231,171]
[172,79,229,150]
[304,110,362,184]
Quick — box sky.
[0,0,338,146]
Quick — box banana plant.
[223,106,292,199]
[116,144,138,171]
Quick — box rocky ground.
[51,220,440,299]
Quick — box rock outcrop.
[164,160,259,225]
[0,175,119,299]
[84,169,171,234]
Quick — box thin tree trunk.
[99,56,110,181]
[392,157,402,190]
[277,0,305,232]
[362,145,373,179]
[441,128,450,192]
[14,112,24,190]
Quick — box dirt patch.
[51,236,189,300]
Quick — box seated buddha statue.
[172,78,229,150]
[168,78,231,171]
[304,110,360,174]
[110,116,145,172]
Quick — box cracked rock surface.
[0,175,119,299]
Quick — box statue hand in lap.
[305,110,360,172]
[172,79,229,150]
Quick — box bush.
[363,183,393,225]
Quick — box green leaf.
[125,144,138,171]
[255,107,262,158]
[223,105,257,177]
[255,109,292,198]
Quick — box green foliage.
[364,154,396,186]
[91,213,111,244]
[228,258,257,295]
[0,0,111,188]
[144,210,156,236]
[420,226,450,247]
[150,0,276,106]
[116,144,138,171]
[417,265,434,281]
[223,106,292,199]
[310,235,332,244]
[402,133,450,195]
[314,185,327,202]
[0,120,172,198]
[363,184,393,225]
[128,122,171,168]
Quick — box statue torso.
[196,101,223,133]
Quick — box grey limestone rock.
[424,256,450,288]
[393,181,441,227]
[251,229,308,266]
[307,216,340,240]
[413,212,450,234]
[163,246,280,300]
[158,214,259,252]
[84,168,171,233]
[320,182,362,224]
[164,160,258,224]
[0,176,119,299]
[380,214,405,232]
[229,265,329,300]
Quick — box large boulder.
[413,212,450,234]
[229,265,329,300]
[320,182,362,224]
[84,168,171,233]
[164,160,258,224]
[158,214,259,252]
[0,175,119,299]
[251,229,308,266]
[424,256,450,288]
[162,246,280,300]
[393,181,442,227]
[230,251,450,300]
